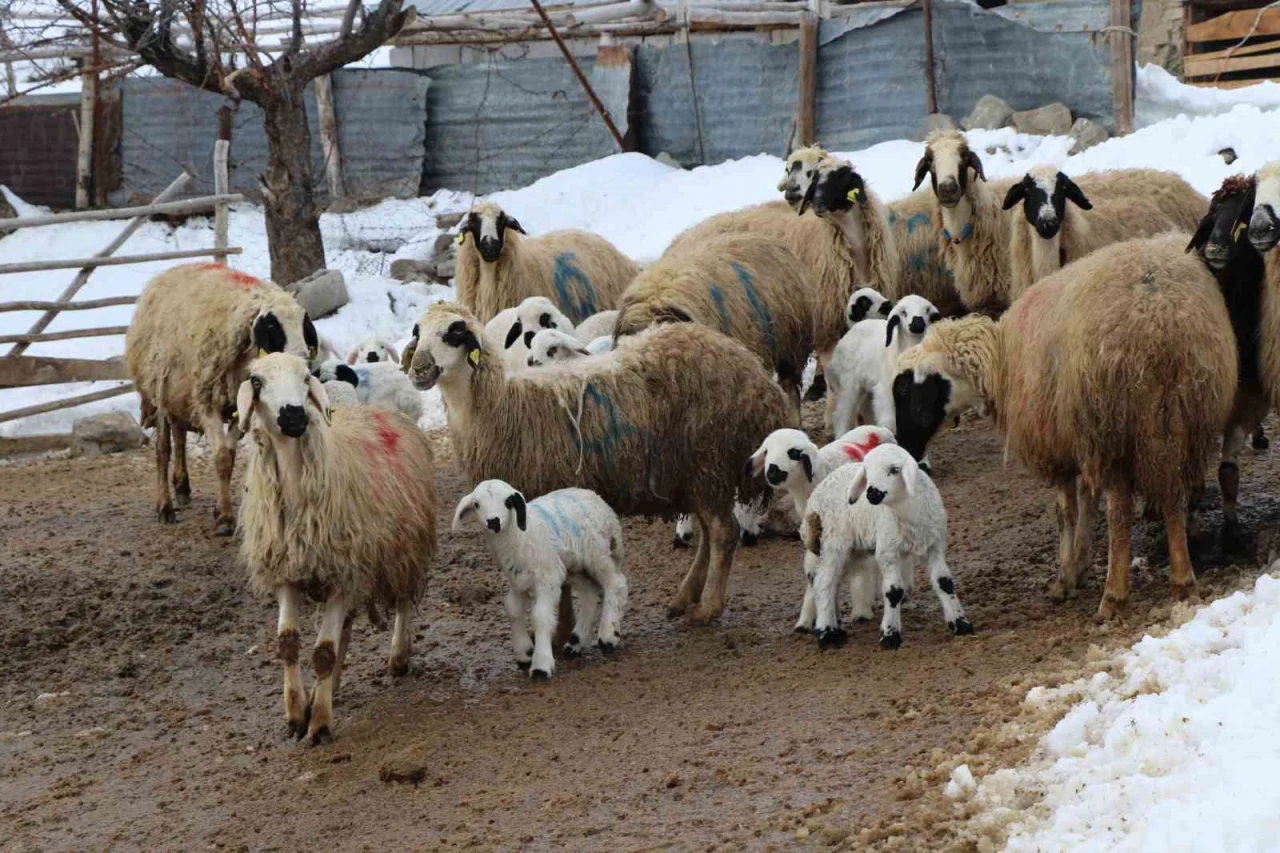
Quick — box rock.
[1220,147,1238,165]
[1136,0,1185,77]
[288,268,349,319]
[1068,117,1110,154]
[961,95,1014,131]
[0,189,15,238]
[389,259,435,283]
[434,258,456,281]
[435,212,464,230]
[380,756,427,786]
[916,112,957,140]
[1012,102,1073,136]
[71,412,145,456]
[432,232,456,260]
[655,151,682,169]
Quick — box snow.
[967,571,1280,852]
[1137,64,1280,128]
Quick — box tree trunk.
[260,86,326,286]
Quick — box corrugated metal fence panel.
[0,101,83,208]
[633,37,799,166]
[421,53,620,194]
[112,69,429,204]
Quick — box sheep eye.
[889,466,900,475]
[250,376,262,391]
[549,347,559,357]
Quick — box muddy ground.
[3,408,1279,852]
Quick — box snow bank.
[1137,63,1280,128]
[969,572,1280,852]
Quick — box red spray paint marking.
[838,432,883,462]
[369,411,401,457]
[199,262,263,286]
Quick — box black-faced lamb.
[504,295,577,352]
[236,353,437,744]
[453,480,628,678]
[847,286,893,327]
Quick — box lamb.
[527,327,591,367]
[314,358,424,424]
[574,309,619,343]
[316,362,361,409]
[504,295,577,352]
[892,234,1236,617]
[483,307,530,374]
[126,262,318,536]
[452,480,628,678]
[454,200,639,325]
[613,233,815,417]
[1004,165,1206,300]
[404,301,792,623]
[847,286,893,328]
[237,353,437,744]
[345,336,399,366]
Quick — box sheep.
[847,286,893,328]
[454,200,639,325]
[1004,165,1206,300]
[316,362,361,409]
[826,294,942,446]
[236,353,437,744]
[505,295,577,353]
[483,307,530,374]
[1188,175,1271,553]
[345,336,399,366]
[746,424,896,633]
[891,234,1236,617]
[126,262,318,536]
[527,327,591,368]
[314,358,424,424]
[885,187,965,318]
[613,233,815,417]
[574,309,619,343]
[777,144,830,208]
[452,480,628,677]
[404,301,792,624]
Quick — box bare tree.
[37,0,411,284]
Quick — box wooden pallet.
[1184,2,1280,86]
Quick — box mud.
[3,409,1278,851]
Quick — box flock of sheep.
[119,130,1280,745]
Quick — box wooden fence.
[1184,1,1280,87]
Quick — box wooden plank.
[1185,50,1280,77]
[75,68,96,209]
[1187,77,1280,88]
[0,433,74,458]
[1186,8,1280,44]
[215,107,231,253]
[0,246,240,276]
[0,383,133,424]
[0,295,136,313]
[1110,0,1133,136]
[1185,37,1280,63]
[314,75,347,201]
[0,325,129,345]
[797,12,817,146]
[0,194,244,231]
[0,356,129,387]
[922,0,937,115]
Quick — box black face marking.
[908,316,926,335]
[885,586,905,607]
[810,164,865,216]
[865,485,886,505]
[302,315,317,351]
[928,309,941,324]
[937,576,954,595]
[505,321,523,349]
[505,492,527,531]
[879,301,892,316]
[335,364,359,388]
[523,330,536,349]
[366,352,380,363]
[786,447,813,482]
[277,404,308,438]
[850,295,874,324]
[443,319,482,365]
[253,312,287,354]
[486,517,501,533]
[892,371,951,462]
[539,312,554,329]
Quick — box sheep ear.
[879,300,893,316]
[1187,214,1215,254]
[236,379,256,433]
[902,454,922,497]
[451,495,476,533]
[787,447,814,482]
[962,149,986,182]
[574,345,590,357]
[746,445,767,476]
[847,467,868,505]
[1002,182,1026,210]
[797,174,818,215]
[505,491,527,531]
[886,314,901,347]
[504,215,526,235]
[928,309,942,324]
[504,320,523,349]
[307,374,331,424]
[384,343,399,363]
[912,152,932,191]
[1060,174,1091,210]
[345,349,359,366]
[335,363,359,387]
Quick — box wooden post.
[797,11,818,147]
[91,0,107,206]
[314,75,347,201]
[1110,0,1134,135]
[215,107,232,251]
[75,62,97,209]
[922,0,938,115]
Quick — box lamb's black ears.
[444,319,483,367]
[1060,173,1092,210]
[505,492,527,531]
[787,447,814,482]
[1002,182,1026,210]
[886,314,901,346]
[504,320,523,349]
[961,148,986,182]
[1187,213,1215,254]
[252,312,286,354]
[928,309,942,324]
[504,214,526,235]
[912,151,933,191]
[798,174,819,215]
[335,364,359,387]
[849,296,872,324]
[879,300,893,316]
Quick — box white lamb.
[484,307,529,374]
[846,286,893,328]
[346,336,399,366]
[527,327,591,368]
[574,309,619,343]
[504,295,577,352]
[452,480,628,679]
[314,359,423,424]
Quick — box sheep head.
[507,295,574,351]
[914,131,985,207]
[1189,174,1257,271]
[527,328,590,368]
[846,287,893,327]
[1250,161,1280,252]
[799,157,867,218]
[461,201,526,263]
[778,144,829,208]
[453,479,527,534]
[886,294,942,346]
[346,336,399,366]
[847,444,925,507]
[406,302,485,391]
[242,298,318,370]
[236,352,330,438]
[1002,166,1092,241]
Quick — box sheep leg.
[1098,483,1133,621]
[876,555,908,650]
[276,584,308,739]
[831,387,859,441]
[668,514,710,617]
[778,374,802,425]
[1050,477,1080,602]
[388,598,413,677]
[562,574,599,658]
[506,588,534,670]
[594,566,628,654]
[811,548,848,648]
[552,583,575,651]
[153,414,176,524]
[305,591,347,745]
[1218,424,1252,555]
[795,550,818,633]
[1165,508,1198,604]
[200,412,236,537]
[927,549,973,635]
[331,612,354,695]
[1072,481,1097,588]
[870,384,896,434]
[170,421,191,507]
[848,563,877,623]
[529,580,559,680]
[689,510,739,625]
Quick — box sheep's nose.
[527,357,537,367]
[477,237,502,262]
[936,180,961,206]
[1203,243,1231,270]
[908,317,926,335]
[486,518,502,533]
[277,405,308,438]
[765,463,787,486]
[366,352,379,363]
[784,187,804,205]
[1250,206,1279,251]
[865,486,886,505]
[1034,217,1060,239]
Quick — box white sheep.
[573,309,619,343]
[527,327,591,368]
[345,336,400,366]
[453,480,628,677]
[505,295,577,352]
[483,307,529,374]
[846,286,893,329]
[313,358,423,424]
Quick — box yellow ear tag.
[257,348,268,358]
[456,232,466,245]
[308,345,318,359]
[847,188,861,202]
[1234,221,1247,242]
[468,348,481,366]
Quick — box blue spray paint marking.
[532,503,562,540]
[733,262,776,354]
[575,384,641,479]
[907,251,929,272]
[887,211,898,227]
[708,285,731,334]
[541,495,584,538]
[553,252,599,323]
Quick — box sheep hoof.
[816,627,847,650]
[308,726,333,746]
[388,655,410,678]
[878,629,903,650]
[665,598,689,618]
[1170,582,1198,603]
[172,490,191,508]
[740,530,759,547]
[596,639,618,655]
[214,516,235,537]
[1096,596,1126,622]
[671,536,691,550]
[530,668,551,681]
[561,643,582,659]
[156,502,177,524]
[793,624,812,634]
[949,617,974,636]
[516,660,532,671]
[687,605,721,626]
[287,720,308,740]
[1253,426,1269,450]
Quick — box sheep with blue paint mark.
[313,358,423,424]
[453,480,628,677]
[454,200,639,325]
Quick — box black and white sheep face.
[345,337,398,366]
[846,287,893,328]
[527,328,589,368]
[236,353,330,439]
[800,159,867,218]
[1189,176,1257,271]
[847,444,925,507]
[406,312,483,390]
[779,146,829,208]
[462,202,526,264]
[251,308,318,368]
[1001,168,1092,240]
[890,364,974,462]
[913,133,986,208]
[746,428,816,490]
[886,295,942,344]
[452,480,527,535]
[1248,163,1280,252]
[506,296,573,351]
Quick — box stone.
[0,189,15,238]
[432,232,455,260]
[961,95,1014,131]
[435,212,464,230]
[1068,117,1110,154]
[1220,147,1238,165]
[1011,102,1073,137]
[389,258,449,285]
[288,268,349,319]
[1136,0,1185,77]
[379,756,427,785]
[71,412,146,456]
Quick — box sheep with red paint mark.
[237,353,437,745]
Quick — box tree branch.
[339,0,361,38]
[289,0,303,53]
[292,0,406,80]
